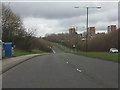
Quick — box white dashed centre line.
[65,59,82,73]
[77,69,82,73]
[66,62,68,64]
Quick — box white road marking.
[52,49,56,54]
[77,69,82,72]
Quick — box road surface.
[2,47,118,88]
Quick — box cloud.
[23,17,66,37]
[7,2,113,19]
[3,0,67,1]
[3,1,118,37]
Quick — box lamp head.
[74,6,79,8]
[97,6,101,9]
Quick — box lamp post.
[75,26,78,52]
[0,2,2,40]
[74,6,101,52]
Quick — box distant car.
[109,48,118,53]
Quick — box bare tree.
[2,4,25,42]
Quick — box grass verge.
[13,48,46,57]
[54,43,119,62]
[74,51,119,62]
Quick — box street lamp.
[74,6,101,52]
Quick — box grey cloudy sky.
[3,0,119,37]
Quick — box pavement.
[0,53,49,75]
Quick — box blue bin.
[3,42,13,57]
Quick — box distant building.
[111,25,117,32]
[107,26,111,33]
[69,27,76,34]
[79,33,82,38]
[82,32,87,38]
[107,25,117,33]
[96,32,106,37]
[97,32,106,35]
[88,27,96,37]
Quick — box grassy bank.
[74,51,119,62]
[13,48,46,57]
[54,43,119,62]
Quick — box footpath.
[0,54,48,75]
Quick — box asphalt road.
[2,47,118,88]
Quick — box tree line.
[2,4,52,52]
[45,29,119,52]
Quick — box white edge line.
[52,49,56,54]
[77,69,82,72]
[1,1,119,3]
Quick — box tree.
[2,4,25,42]
[2,4,53,52]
